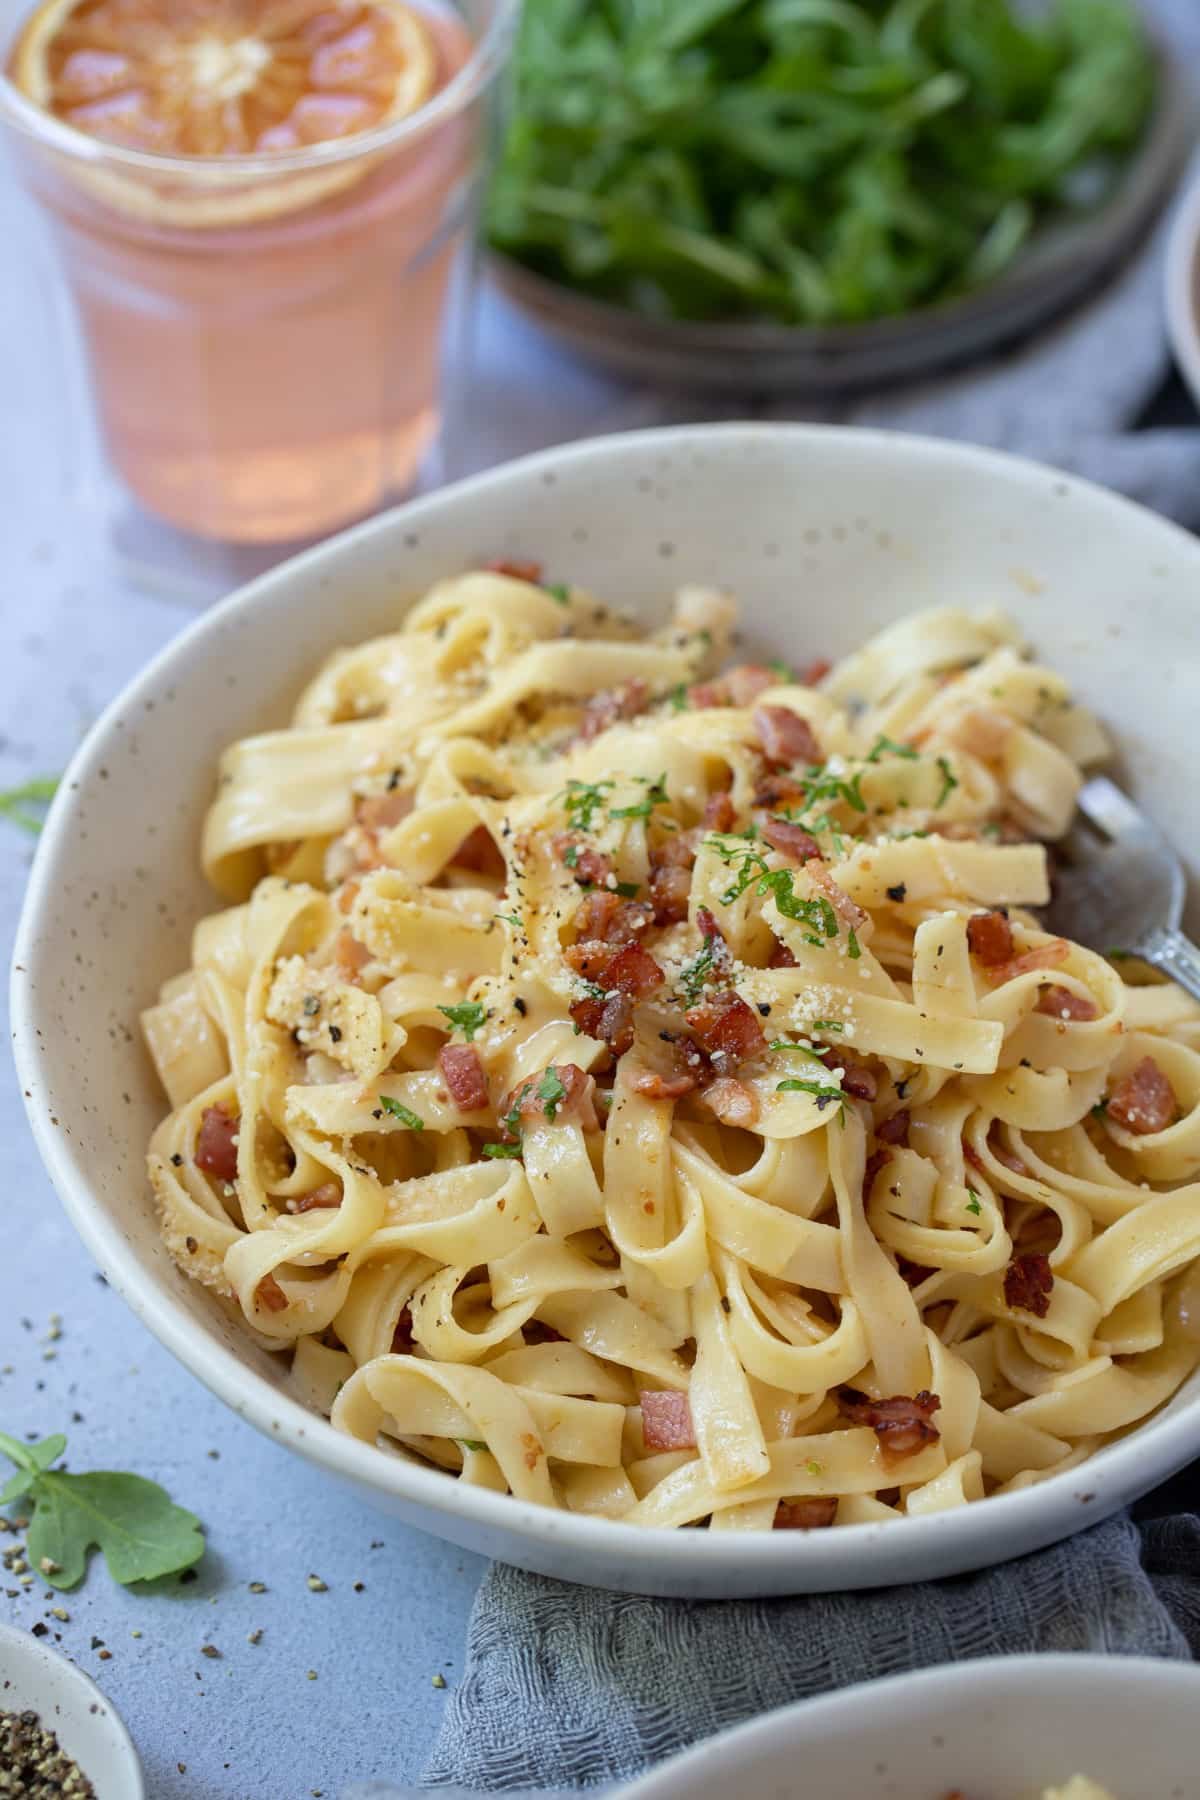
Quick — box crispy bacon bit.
[694,906,734,977]
[286,1182,341,1215]
[774,1497,837,1530]
[578,677,650,743]
[1004,1252,1054,1319]
[838,1389,941,1461]
[808,863,869,933]
[632,1068,699,1101]
[1107,1055,1178,1136]
[569,990,634,1056]
[798,657,832,686]
[649,862,693,925]
[639,1389,696,1452]
[701,788,737,832]
[504,1064,599,1133]
[574,891,654,945]
[438,1044,490,1114]
[355,788,412,835]
[486,557,542,583]
[769,940,798,968]
[256,1273,288,1314]
[876,1109,910,1146]
[966,909,1015,966]
[822,1053,876,1101]
[754,704,822,768]
[453,824,506,878]
[334,928,371,981]
[195,1104,239,1182]
[701,1076,760,1128]
[553,832,614,888]
[862,1148,890,1199]
[1035,984,1098,1022]
[565,940,664,999]
[760,818,822,864]
[391,1306,414,1353]
[986,939,1071,987]
[726,664,779,706]
[753,772,807,809]
[685,989,767,1071]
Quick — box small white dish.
[11,423,1200,1598]
[0,1619,144,1799]
[619,1655,1198,1800]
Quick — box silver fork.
[1044,776,1200,1002]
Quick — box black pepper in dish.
[0,1708,96,1798]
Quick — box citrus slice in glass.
[8,0,444,223]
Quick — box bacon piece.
[334,927,370,981]
[452,824,505,878]
[1107,1056,1177,1136]
[769,940,798,969]
[760,818,821,864]
[1004,1252,1054,1319]
[486,557,542,583]
[685,990,767,1071]
[631,1068,699,1101]
[701,1076,760,1128]
[753,772,807,809]
[809,863,868,933]
[286,1182,342,1214]
[774,1497,837,1530]
[963,1142,986,1175]
[1035,984,1098,1022]
[876,1109,910,1146]
[639,1389,696,1452]
[862,1148,890,1199]
[256,1273,288,1313]
[552,831,614,888]
[573,891,654,946]
[838,1389,941,1461]
[821,1053,876,1101]
[798,657,832,686]
[504,1064,599,1133]
[694,906,734,980]
[356,788,412,835]
[564,940,663,998]
[195,1104,239,1182]
[727,664,779,705]
[569,990,634,1057]
[986,940,1071,987]
[701,788,737,832]
[577,678,650,744]
[649,862,693,926]
[966,909,1014,966]
[438,1044,490,1114]
[754,705,822,768]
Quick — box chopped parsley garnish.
[980,821,1003,840]
[1091,1097,1109,1119]
[966,1189,982,1216]
[438,1002,487,1041]
[458,1439,488,1452]
[0,1428,203,1590]
[562,843,580,870]
[865,734,919,763]
[805,1458,823,1477]
[613,880,642,898]
[563,778,614,831]
[379,1096,425,1131]
[677,936,717,1008]
[776,1078,845,1111]
[609,774,670,821]
[793,766,868,816]
[495,912,522,928]
[536,1068,568,1120]
[811,1020,844,1033]
[543,582,570,604]
[0,775,59,835]
[935,756,959,809]
[707,836,841,947]
[668,683,689,713]
[768,659,792,681]
[847,928,862,960]
[482,1142,523,1159]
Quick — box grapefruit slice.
[10,0,439,157]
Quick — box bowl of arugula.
[488,0,1188,391]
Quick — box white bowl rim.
[12,421,1200,1587]
[618,1653,1200,1800]
[1165,156,1200,398]
[0,1618,145,1799]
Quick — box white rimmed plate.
[0,1619,144,1799]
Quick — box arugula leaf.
[0,1430,203,1590]
[379,1096,426,1131]
[438,1002,487,1042]
[536,1068,568,1120]
[0,776,59,835]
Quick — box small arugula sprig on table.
[0,1429,204,1590]
[0,777,59,835]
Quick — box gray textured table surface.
[0,163,645,1800]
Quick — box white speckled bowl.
[11,425,1200,1598]
[618,1655,1200,1800]
[0,1619,144,1799]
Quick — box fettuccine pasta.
[143,567,1200,1530]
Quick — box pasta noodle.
[143,568,1200,1531]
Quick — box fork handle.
[1132,926,1200,1004]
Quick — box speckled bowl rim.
[1165,150,1200,409]
[618,1655,1200,1800]
[0,1619,144,1800]
[12,423,1200,1597]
